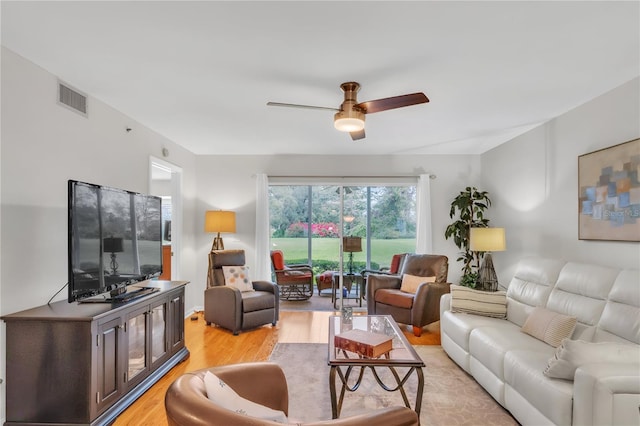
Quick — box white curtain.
[254,173,271,281]
[415,174,433,254]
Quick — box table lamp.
[470,227,506,291]
[205,210,236,251]
[343,236,362,275]
[103,236,124,275]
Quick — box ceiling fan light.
[334,117,364,132]
[334,109,365,132]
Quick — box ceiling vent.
[57,80,87,117]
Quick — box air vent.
[57,80,88,117]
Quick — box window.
[269,182,417,275]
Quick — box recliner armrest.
[253,280,279,294]
[204,286,243,330]
[412,282,451,326]
[366,274,401,314]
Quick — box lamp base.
[347,252,354,274]
[477,253,498,292]
[109,252,119,276]
[211,233,225,251]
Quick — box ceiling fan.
[267,82,429,141]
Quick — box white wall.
[481,77,640,284]
[193,154,482,299]
[0,47,199,422]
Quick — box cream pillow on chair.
[203,371,288,423]
[400,274,435,294]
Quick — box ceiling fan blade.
[350,129,366,141]
[266,102,339,112]
[356,92,429,114]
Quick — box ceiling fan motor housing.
[334,82,365,132]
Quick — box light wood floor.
[113,310,440,425]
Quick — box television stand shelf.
[1,280,189,426]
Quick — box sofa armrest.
[440,292,452,315]
[573,362,640,426]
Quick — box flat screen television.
[68,180,163,303]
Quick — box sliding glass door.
[269,182,416,275]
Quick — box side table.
[331,273,364,308]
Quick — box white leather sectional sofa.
[439,257,640,425]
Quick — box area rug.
[268,343,518,425]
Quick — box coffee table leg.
[329,366,338,418]
[387,366,411,408]
[415,366,424,416]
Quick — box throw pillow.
[400,274,436,294]
[203,371,288,423]
[222,265,254,292]
[521,306,577,347]
[544,339,640,380]
[450,284,507,318]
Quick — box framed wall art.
[578,138,640,241]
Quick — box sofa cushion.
[595,269,640,344]
[544,262,618,333]
[400,274,435,294]
[375,288,413,309]
[222,266,254,292]
[505,257,566,327]
[450,285,507,318]
[470,325,552,381]
[203,371,288,423]
[521,306,577,347]
[440,310,513,352]
[504,349,574,426]
[544,339,640,380]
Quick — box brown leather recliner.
[366,254,449,337]
[165,362,419,426]
[205,250,279,335]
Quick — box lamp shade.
[103,237,124,253]
[204,210,236,233]
[470,227,506,252]
[343,236,362,253]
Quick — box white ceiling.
[2,1,639,156]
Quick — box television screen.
[68,180,163,302]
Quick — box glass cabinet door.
[150,300,168,365]
[126,306,148,382]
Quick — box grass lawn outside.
[270,237,415,271]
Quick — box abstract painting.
[578,138,640,241]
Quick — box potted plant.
[445,186,492,287]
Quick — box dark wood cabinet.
[2,280,189,426]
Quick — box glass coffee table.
[327,314,425,418]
